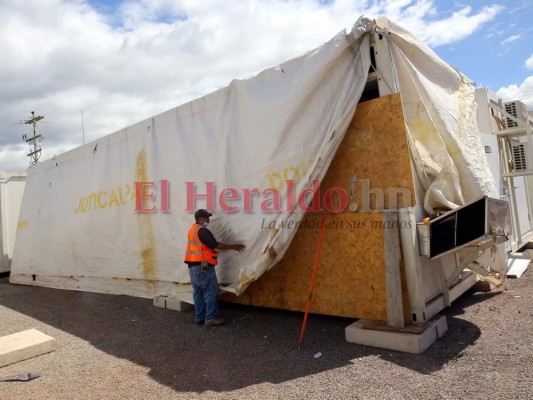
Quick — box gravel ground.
[0,268,531,400]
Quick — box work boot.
[205,318,225,326]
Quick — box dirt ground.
[0,268,531,400]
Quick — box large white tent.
[10,16,501,302]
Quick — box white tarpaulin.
[11,16,502,298]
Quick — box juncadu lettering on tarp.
[74,184,135,214]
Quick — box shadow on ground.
[0,277,491,392]
[373,289,499,373]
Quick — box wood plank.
[0,329,56,367]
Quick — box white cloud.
[527,54,533,70]
[383,3,504,47]
[0,0,505,171]
[497,76,533,110]
[486,30,505,39]
[500,34,521,46]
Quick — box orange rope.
[298,214,328,350]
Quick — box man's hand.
[216,242,245,252]
[232,244,245,252]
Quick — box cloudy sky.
[1,0,532,172]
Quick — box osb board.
[223,94,414,320]
[318,92,415,211]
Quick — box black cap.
[194,209,212,220]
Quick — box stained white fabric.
[11,16,501,298]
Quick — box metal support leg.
[384,211,404,328]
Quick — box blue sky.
[76,0,533,95]
[1,0,532,171]
[433,0,532,97]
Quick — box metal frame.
[484,97,533,249]
[369,19,513,327]
[416,196,509,260]
[371,21,428,325]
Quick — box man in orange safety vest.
[184,209,245,326]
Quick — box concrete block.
[345,315,448,354]
[0,329,56,367]
[165,298,194,312]
[153,296,167,309]
[153,296,194,312]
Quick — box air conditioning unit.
[510,140,530,171]
[504,100,529,128]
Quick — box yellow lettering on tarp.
[87,193,96,212]
[109,189,120,207]
[74,183,136,215]
[126,184,135,201]
[118,187,127,205]
[75,197,87,214]
[266,159,313,191]
[97,191,108,208]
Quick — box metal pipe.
[399,208,426,324]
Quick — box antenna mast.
[22,111,44,166]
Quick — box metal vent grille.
[511,142,527,171]
[504,100,529,129]
[505,101,518,128]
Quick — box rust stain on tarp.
[136,148,158,281]
[238,271,253,294]
[267,246,278,261]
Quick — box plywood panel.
[318,93,415,211]
[223,93,414,321]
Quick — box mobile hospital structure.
[11,16,531,352]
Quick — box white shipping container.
[0,171,26,272]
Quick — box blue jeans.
[188,265,220,322]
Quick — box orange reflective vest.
[184,224,218,266]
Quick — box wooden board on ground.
[0,329,56,368]
[223,93,415,321]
